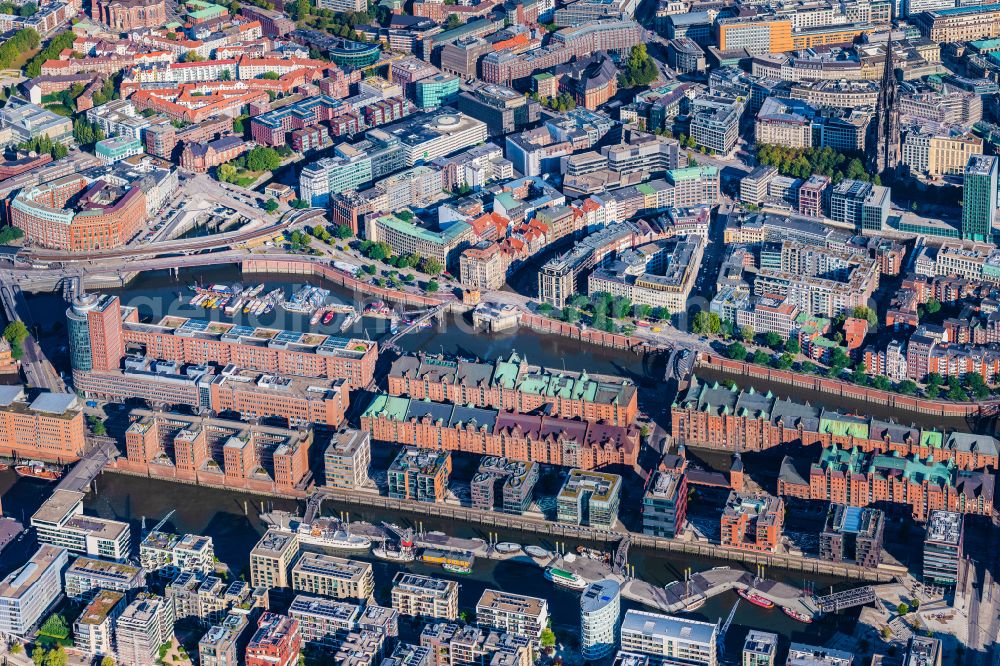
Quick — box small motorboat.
[783,607,813,623]
[524,545,551,559]
[442,562,473,575]
[322,311,335,325]
[494,542,521,554]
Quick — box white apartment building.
[620,610,719,666]
[476,589,549,645]
[0,545,68,636]
[31,489,131,561]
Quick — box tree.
[828,347,851,372]
[852,364,868,386]
[0,225,24,244]
[261,71,281,80]
[622,44,658,87]
[563,306,580,323]
[18,2,36,16]
[727,341,747,361]
[419,257,443,276]
[896,379,917,395]
[100,656,114,666]
[4,320,28,346]
[295,0,309,18]
[183,50,205,62]
[538,303,553,316]
[801,361,817,374]
[851,306,878,328]
[763,331,783,349]
[31,647,44,666]
[263,199,279,213]
[540,627,557,649]
[785,337,800,355]
[650,306,670,321]
[775,353,794,370]
[691,311,721,336]
[752,349,770,365]
[897,603,909,615]
[245,146,283,171]
[425,280,439,293]
[924,298,941,314]
[634,304,652,321]
[44,646,68,666]
[444,13,462,29]
[610,295,632,319]
[87,415,107,436]
[396,210,414,222]
[335,224,353,240]
[740,325,755,343]
[872,375,891,391]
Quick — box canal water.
[1,468,858,654]
[21,265,972,432]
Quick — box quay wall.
[698,353,992,418]
[518,312,648,351]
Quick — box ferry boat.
[544,567,588,591]
[295,518,372,551]
[14,460,60,481]
[782,607,813,623]
[442,562,473,575]
[737,589,775,609]
[524,545,551,559]
[373,541,416,563]
[494,542,521,554]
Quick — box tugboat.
[373,537,416,562]
[737,588,775,609]
[14,460,60,481]
[544,567,588,591]
[782,607,813,623]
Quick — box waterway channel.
[1,468,859,655]
[21,265,974,432]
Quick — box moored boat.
[544,567,588,590]
[782,607,813,623]
[14,460,60,481]
[524,545,551,559]
[443,562,472,574]
[322,311,335,325]
[737,588,775,609]
[494,542,521,554]
[373,543,416,562]
[295,518,372,551]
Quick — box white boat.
[373,545,416,562]
[495,542,521,554]
[443,562,472,574]
[544,567,588,591]
[525,545,551,559]
[224,296,245,316]
[296,519,372,551]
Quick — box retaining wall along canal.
[698,353,993,418]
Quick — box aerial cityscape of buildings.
[0,0,999,662]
